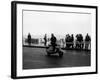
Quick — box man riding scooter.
[50,34,57,51]
[46,33,63,57]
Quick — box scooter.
[46,44,63,57]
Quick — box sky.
[23,10,91,39]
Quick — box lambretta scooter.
[46,44,63,57]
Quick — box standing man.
[27,33,31,46]
[70,34,74,48]
[85,33,91,50]
[44,34,47,46]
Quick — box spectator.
[44,34,47,46]
[70,34,74,48]
[85,33,91,50]
[27,33,31,46]
[65,34,71,48]
[76,34,83,49]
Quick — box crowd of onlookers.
[64,34,91,50]
[26,33,91,50]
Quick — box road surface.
[23,47,90,69]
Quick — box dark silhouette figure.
[76,34,83,49]
[65,34,69,48]
[27,33,31,46]
[65,34,72,49]
[85,33,91,42]
[79,34,84,49]
[76,34,80,49]
[50,34,57,51]
[44,34,47,46]
[70,34,74,48]
[85,33,91,49]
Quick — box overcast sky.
[23,10,91,38]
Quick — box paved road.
[23,47,90,69]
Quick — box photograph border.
[11,1,98,79]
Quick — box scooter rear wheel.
[59,51,63,57]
